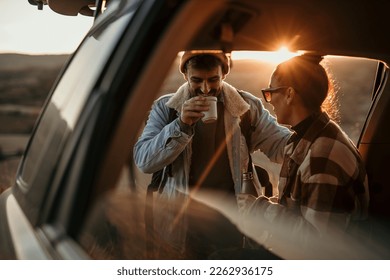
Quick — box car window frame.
[12,2,137,228]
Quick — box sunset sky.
[0,1,92,54]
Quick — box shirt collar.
[291,112,321,140]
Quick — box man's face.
[185,65,225,97]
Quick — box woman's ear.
[286,87,295,105]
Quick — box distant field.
[0,53,68,133]
[0,112,38,134]
[0,53,69,71]
[0,158,19,193]
[0,53,67,191]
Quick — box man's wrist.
[178,118,194,135]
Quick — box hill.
[0,53,69,134]
[0,53,69,190]
[0,53,69,71]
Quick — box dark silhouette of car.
[1,0,390,259]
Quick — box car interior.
[16,0,390,259]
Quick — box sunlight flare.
[232,47,298,64]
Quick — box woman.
[239,55,370,257]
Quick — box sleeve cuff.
[178,118,194,135]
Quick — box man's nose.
[201,81,211,94]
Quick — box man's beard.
[192,88,220,97]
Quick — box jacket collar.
[166,82,250,117]
[285,112,331,164]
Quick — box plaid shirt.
[278,112,369,234]
[238,112,370,256]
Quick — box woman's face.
[268,74,292,125]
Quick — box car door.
[0,0,146,259]
[359,61,390,255]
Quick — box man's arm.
[242,92,292,163]
[133,95,193,173]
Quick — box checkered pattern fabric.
[278,112,368,220]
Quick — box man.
[134,50,291,258]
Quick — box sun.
[232,46,298,64]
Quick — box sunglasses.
[261,86,289,103]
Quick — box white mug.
[202,96,218,123]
